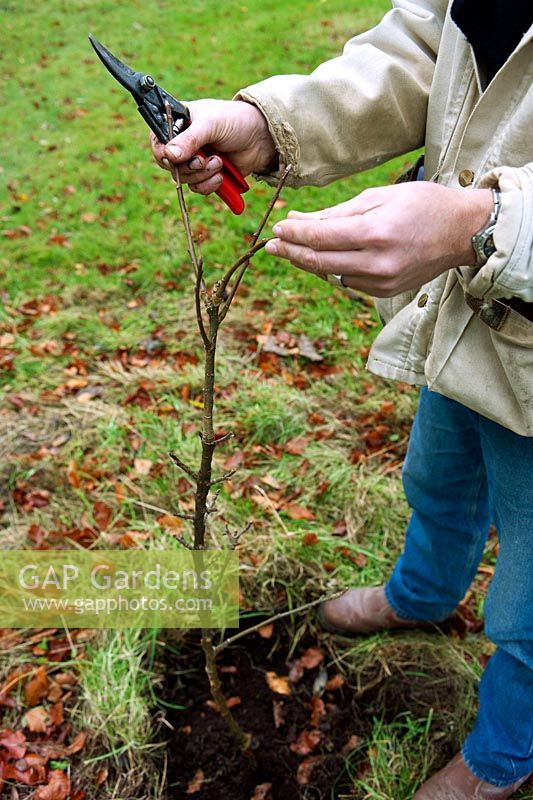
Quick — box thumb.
[164,118,215,163]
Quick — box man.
[152,1,533,797]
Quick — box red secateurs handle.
[199,146,249,215]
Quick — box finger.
[164,117,220,164]
[265,238,367,277]
[272,217,370,251]
[287,191,380,221]
[189,173,224,195]
[183,166,223,186]
[181,155,222,180]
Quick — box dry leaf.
[22,706,50,733]
[35,770,69,800]
[265,671,291,696]
[309,696,326,728]
[290,729,322,755]
[257,623,274,639]
[296,756,323,786]
[272,700,285,729]
[133,458,153,475]
[186,769,205,794]
[156,514,183,530]
[24,667,49,706]
[282,503,315,521]
[0,730,26,759]
[300,647,324,670]
[341,734,363,754]
[325,674,345,691]
[251,783,273,800]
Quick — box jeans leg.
[462,415,533,785]
[386,388,491,621]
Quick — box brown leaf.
[133,458,152,475]
[0,729,26,759]
[303,533,319,546]
[186,769,205,794]
[284,436,309,456]
[24,667,49,707]
[296,756,323,786]
[290,729,322,755]
[205,696,241,713]
[95,767,108,785]
[93,501,113,530]
[156,514,183,531]
[66,731,87,754]
[282,503,315,521]
[251,783,273,800]
[297,334,323,362]
[224,450,244,471]
[309,696,326,728]
[325,674,345,691]
[35,769,70,800]
[265,671,291,696]
[341,734,362,754]
[257,623,274,639]
[300,648,324,669]
[22,706,50,733]
[272,700,285,730]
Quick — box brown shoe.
[413,753,531,799]
[317,586,423,635]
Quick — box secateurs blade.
[88,35,249,215]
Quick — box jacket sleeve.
[466,163,533,303]
[235,0,448,188]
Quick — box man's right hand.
[150,99,277,195]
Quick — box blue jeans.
[385,387,533,786]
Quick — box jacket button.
[458,169,475,187]
[417,293,429,308]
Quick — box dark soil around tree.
[162,618,470,800]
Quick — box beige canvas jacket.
[237,0,533,435]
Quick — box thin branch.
[227,520,253,549]
[210,468,238,487]
[195,255,210,348]
[213,239,272,306]
[217,165,292,320]
[214,591,345,655]
[169,451,198,481]
[164,103,206,293]
[174,536,195,551]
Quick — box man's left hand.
[265,182,493,297]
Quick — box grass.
[1,0,523,798]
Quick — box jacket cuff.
[465,162,533,302]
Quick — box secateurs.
[88,35,249,215]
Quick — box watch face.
[482,233,495,259]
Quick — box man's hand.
[265,182,494,297]
[151,99,277,194]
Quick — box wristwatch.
[471,187,501,267]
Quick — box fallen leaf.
[257,623,274,639]
[290,729,322,755]
[0,729,26,759]
[22,706,50,733]
[282,503,315,521]
[133,458,152,475]
[303,533,319,546]
[284,436,309,456]
[205,696,241,712]
[325,674,345,691]
[35,769,69,800]
[341,734,363,754]
[297,334,323,362]
[156,514,183,531]
[265,671,291,696]
[224,451,244,471]
[186,769,205,794]
[251,783,273,800]
[272,700,284,729]
[300,647,324,669]
[93,501,113,530]
[309,696,326,728]
[24,667,49,706]
[296,755,323,785]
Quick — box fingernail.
[189,157,202,169]
[272,224,282,236]
[162,158,170,168]
[212,174,223,187]
[167,145,182,159]
[265,240,278,255]
[207,157,221,171]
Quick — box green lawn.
[1,1,519,798]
